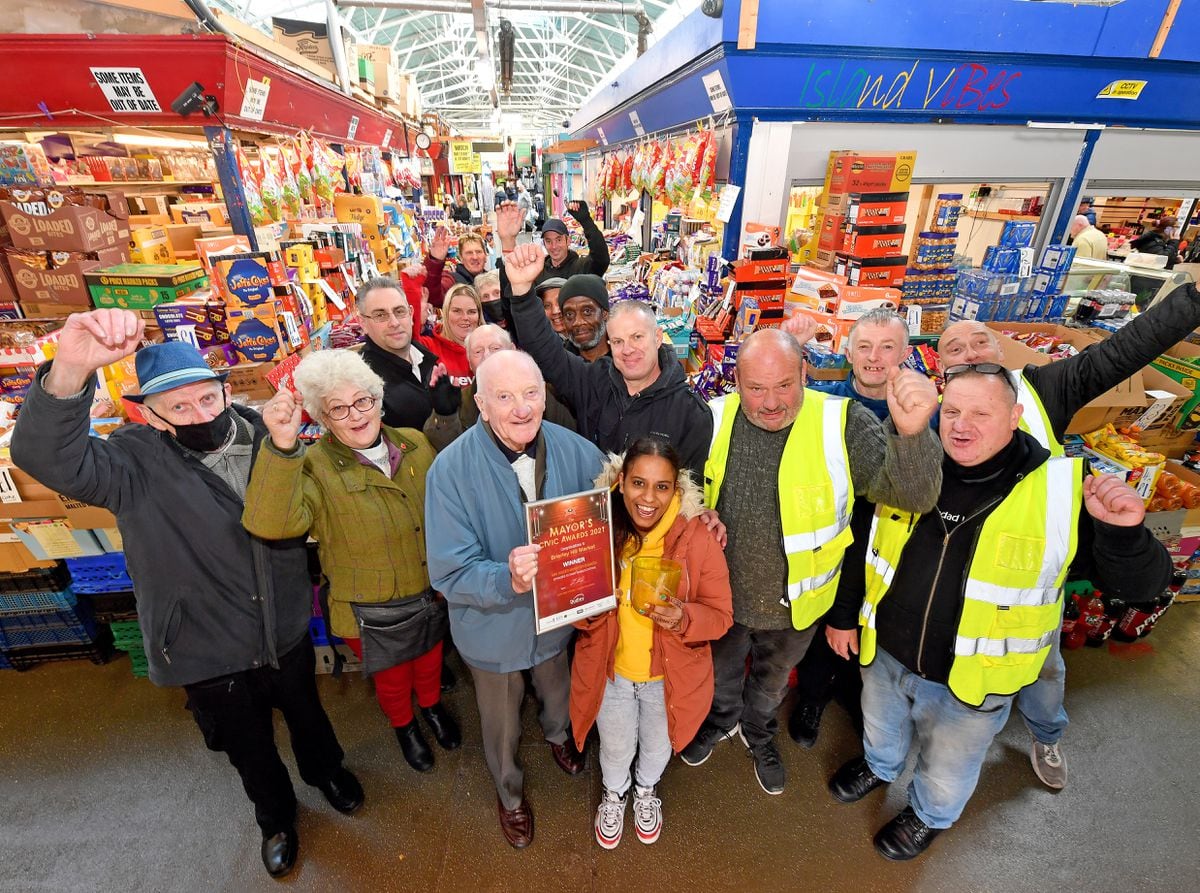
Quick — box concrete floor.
[2,609,1198,893]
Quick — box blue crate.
[0,604,97,650]
[309,615,343,647]
[0,587,78,616]
[66,553,133,595]
[0,651,11,670]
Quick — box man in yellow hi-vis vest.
[678,329,943,796]
[827,366,1170,861]
[938,284,1200,790]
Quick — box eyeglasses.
[325,396,378,420]
[562,305,600,322]
[363,306,411,323]
[942,363,1018,398]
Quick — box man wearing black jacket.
[11,313,363,879]
[504,244,712,479]
[497,200,610,285]
[827,367,1171,861]
[935,279,1200,788]
[357,277,458,431]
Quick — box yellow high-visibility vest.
[859,456,1081,706]
[1014,372,1064,458]
[704,390,854,631]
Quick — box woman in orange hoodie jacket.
[570,437,733,850]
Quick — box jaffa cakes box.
[213,252,288,308]
[228,302,287,363]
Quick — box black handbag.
[350,590,449,677]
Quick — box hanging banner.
[90,67,162,113]
[449,140,482,174]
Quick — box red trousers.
[342,638,443,728]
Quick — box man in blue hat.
[11,309,362,880]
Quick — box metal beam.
[337,1,647,17]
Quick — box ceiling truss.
[208,0,699,134]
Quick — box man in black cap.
[11,310,363,880]
[496,200,610,285]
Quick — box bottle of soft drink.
[1079,594,1108,647]
[1061,596,1085,649]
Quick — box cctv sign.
[91,67,162,113]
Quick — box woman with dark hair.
[569,437,733,850]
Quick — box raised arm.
[567,200,610,277]
[242,390,319,540]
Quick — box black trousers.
[792,621,864,731]
[183,637,345,836]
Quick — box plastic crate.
[0,587,78,616]
[308,615,343,647]
[85,591,137,623]
[3,626,115,671]
[65,553,133,595]
[0,652,11,670]
[0,603,98,650]
[0,564,71,594]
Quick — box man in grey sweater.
[681,329,942,795]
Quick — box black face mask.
[146,399,235,453]
[481,301,506,326]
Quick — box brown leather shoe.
[549,739,585,775]
[497,797,534,848]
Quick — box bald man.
[425,350,603,848]
[937,280,1200,789]
[1069,215,1108,260]
[682,329,943,796]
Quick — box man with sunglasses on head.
[936,279,1200,790]
[357,276,460,435]
[11,310,362,880]
[827,363,1170,861]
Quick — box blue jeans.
[1017,635,1068,745]
[862,648,1013,829]
[595,675,671,796]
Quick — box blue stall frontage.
[570,0,1200,259]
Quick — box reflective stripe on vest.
[859,457,1081,705]
[1014,373,1064,458]
[703,390,854,630]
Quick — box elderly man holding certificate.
[425,349,606,850]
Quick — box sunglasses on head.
[942,363,1018,398]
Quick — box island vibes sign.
[796,58,1023,113]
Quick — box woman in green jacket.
[243,349,460,773]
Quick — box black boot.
[873,806,943,861]
[441,663,457,693]
[421,702,462,750]
[788,702,826,748]
[829,756,887,803]
[395,721,434,772]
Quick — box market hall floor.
[2,611,1198,893]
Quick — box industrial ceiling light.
[476,57,496,91]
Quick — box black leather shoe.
[318,766,364,815]
[441,663,457,693]
[829,756,887,803]
[874,806,943,861]
[261,827,298,878]
[788,702,825,749]
[395,721,434,772]
[421,702,462,751]
[549,737,585,775]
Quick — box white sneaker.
[594,789,626,849]
[1030,739,1068,790]
[631,785,662,844]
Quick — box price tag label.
[0,466,21,504]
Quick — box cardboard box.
[843,224,907,259]
[0,202,130,252]
[986,322,1145,435]
[11,247,125,306]
[1137,426,1200,460]
[731,256,791,284]
[818,214,847,253]
[846,254,907,288]
[170,204,229,227]
[786,306,855,353]
[1109,366,1193,434]
[847,192,909,226]
[15,301,77,318]
[0,465,117,528]
[1150,341,1200,431]
[228,303,288,363]
[271,16,357,78]
[213,253,289,308]
[194,235,253,276]
[129,226,177,265]
[334,194,385,229]
[0,523,58,573]
[829,152,917,196]
[87,263,208,310]
[163,224,205,257]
